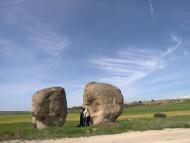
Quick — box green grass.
[0,114,31,123]
[123,100,190,115]
[0,99,190,141]
[0,116,190,141]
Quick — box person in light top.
[83,106,91,126]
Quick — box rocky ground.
[7,128,190,143]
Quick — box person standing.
[80,107,85,127]
[84,107,91,126]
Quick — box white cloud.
[91,49,162,87]
[161,34,182,57]
[1,4,69,60]
[184,50,189,56]
[91,34,182,88]
[29,29,69,58]
[0,4,71,110]
[148,0,154,16]
[11,0,29,4]
[179,95,190,99]
[0,39,15,53]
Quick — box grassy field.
[0,99,190,141]
[123,100,190,115]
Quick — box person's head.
[82,106,85,111]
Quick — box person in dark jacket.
[80,107,85,127]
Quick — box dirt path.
[9,128,190,143]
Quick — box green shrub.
[154,113,167,118]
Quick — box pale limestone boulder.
[32,87,67,129]
[83,82,124,124]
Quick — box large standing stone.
[32,87,67,129]
[83,82,124,125]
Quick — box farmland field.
[0,99,190,141]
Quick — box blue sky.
[0,0,190,110]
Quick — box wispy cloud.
[91,34,182,87]
[148,0,154,16]
[29,28,69,58]
[11,0,29,5]
[0,39,15,53]
[161,34,182,57]
[179,95,190,99]
[91,49,163,87]
[1,3,69,60]
[184,50,189,56]
[0,2,70,110]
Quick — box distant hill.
[67,98,190,112]
[0,111,30,115]
[125,98,190,108]
[1,98,189,114]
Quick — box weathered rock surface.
[83,82,124,125]
[32,87,67,129]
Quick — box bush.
[154,113,167,118]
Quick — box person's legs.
[84,117,87,126]
[81,117,85,127]
[80,117,83,127]
[87,117,90,126]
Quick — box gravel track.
[8,128,190,143]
